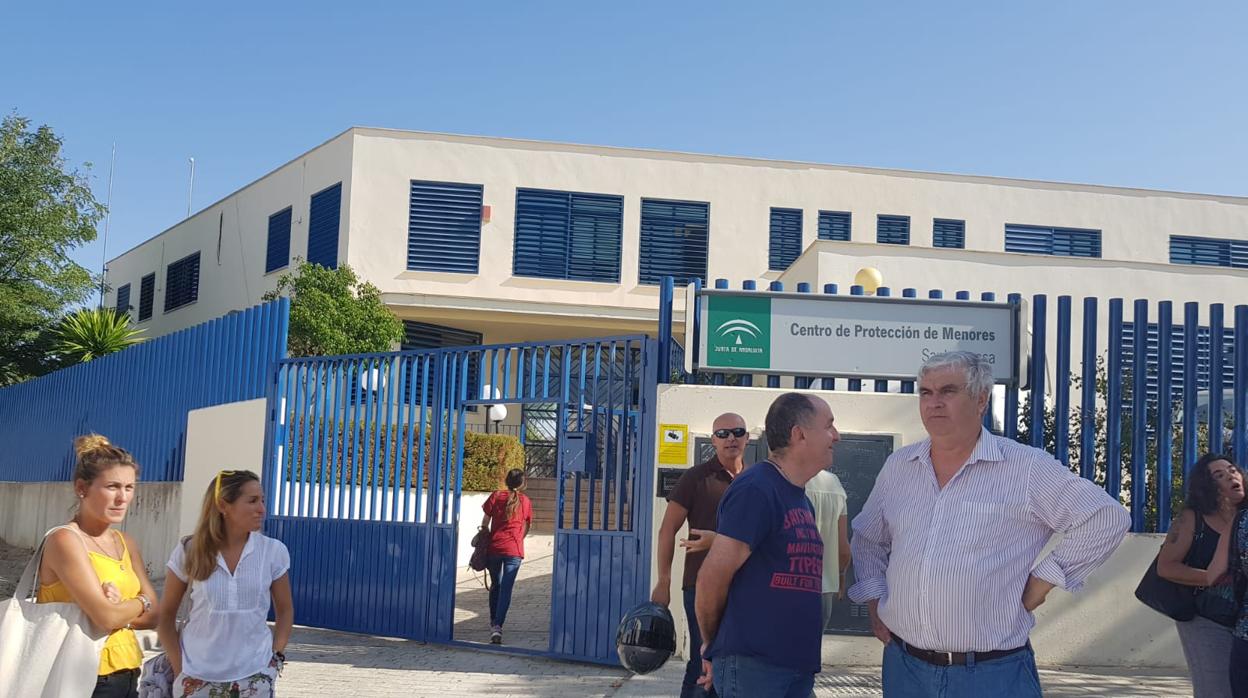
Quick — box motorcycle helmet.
[616,601,677,674]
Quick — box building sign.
[692,289,1020,384]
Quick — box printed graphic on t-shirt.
[772,507,823,592]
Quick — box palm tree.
[55,308,144,363]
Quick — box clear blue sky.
[4,2,1245,276]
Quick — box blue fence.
[660,277,1247,533]
[264,336,657,663]
[0,299,289,482]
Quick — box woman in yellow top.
[37,435,159,698]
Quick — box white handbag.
[0,526,109,698]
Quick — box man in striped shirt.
[849,351,1130,697]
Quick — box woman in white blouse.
[157,470,294,697]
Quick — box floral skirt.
[174,668,277,698]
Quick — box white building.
[105,127,1248,349]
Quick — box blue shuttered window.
[639,198,710,285]
[163,252,200,312]
[817,211,851,241]
[402,321,483,350]
[408,180,484,273]
[877,215,910,245]
[1004,224,1101,258]
[138,274,155,321]
[513,188,622,282]
[307,182,342,269]
[769,207,803,270]
[1170,235,1248,268]
[933,218,965,249]
[402,321,483,407]
[1121,322,1235,411]
[115,284,131,316]
[265,207,292,274]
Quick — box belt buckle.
[940,651,954,666]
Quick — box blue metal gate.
[262,336,657,663]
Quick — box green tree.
[55,307,143,363]
[262,261,404,357]
[0,114,105,385]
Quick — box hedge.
[280,419,524,492]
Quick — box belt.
[891,633,1029,667]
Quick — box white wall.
[0,482,182,582]
[652,384,1183,668]
[349,130,1248,319]
[104,131,355,338]
[182,399,268,536]
[107,127,1248,342]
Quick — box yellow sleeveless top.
[37,530,143,675]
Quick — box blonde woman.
[37,435,159,698]
[157,470,293,697]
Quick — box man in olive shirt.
[652,412,750,698]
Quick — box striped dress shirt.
[848,428,1130,653]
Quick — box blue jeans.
[681,588,716,698]
[1231,636,1248,698]
[882,640,1042,697]
[710,655,814,698]
[486,555,521,627]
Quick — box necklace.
[768,459,796,486]
[77,523,124,568]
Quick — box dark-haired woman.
[35,434,159,698]
[1157,453,1245,698]
[479,468,533,645]
[157,470,293,697]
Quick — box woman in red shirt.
[479,468,532,644]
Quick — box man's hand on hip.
[867,599,890,644]
[1022,575,1056,612]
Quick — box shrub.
[461,433,524,492]
[280,418,523,493]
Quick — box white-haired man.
[849,351,1130,697]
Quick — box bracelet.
[135,593,152,615]
[274,651,286,662]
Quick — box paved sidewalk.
[454,534,554,651]
[271,626,1194,697]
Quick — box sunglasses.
[214,470,237,502]
[713,428,748,439]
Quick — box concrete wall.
[182,398,269,537]
[0,399,272,582]
[0,482,182,582]
[652,384,1183,668]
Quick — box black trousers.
[92,668,139,698]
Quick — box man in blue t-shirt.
[695,392,840,698]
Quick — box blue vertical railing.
[656,276,1243,532]
[0,298,288,482]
